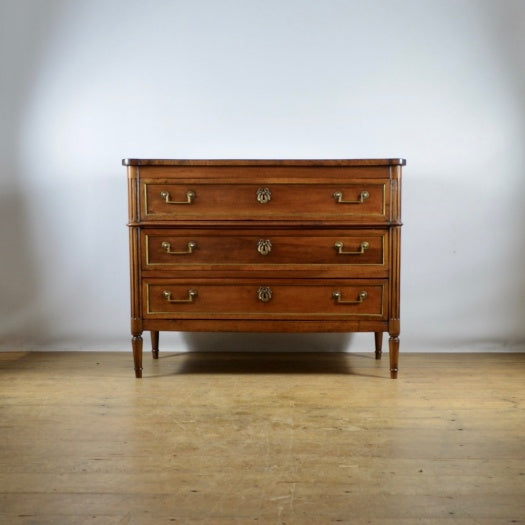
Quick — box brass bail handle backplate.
[161,241,197,255]
[334,241,369,255]
[163,289,198,303]
[333,190,369,204]
[332,290,367,304]
[160,190,196,204]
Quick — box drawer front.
[144,279,387,320]
[141,180,388,222]
[142,229,388,275]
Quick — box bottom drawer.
[144,279,387,320]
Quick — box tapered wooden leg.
[374,332,383,360]
[389,336,399,379]
[132,335,143,378]
[151,331,159,359]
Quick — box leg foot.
[374,332,383,360]
[151,331,159,359]
[132,334,143,378]
[389,335,399,379]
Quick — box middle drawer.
[142,228,389,277]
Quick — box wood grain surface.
[1,351,524,523]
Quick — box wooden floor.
[0,350,524,524]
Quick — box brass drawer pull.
[161,241,197,255]
[160,190,196,204]
[332,290,367,304]
[333,190,369,204]
[256,187,271,204]
[257,286,272,302]
[334,241,369,255]
[257,239,272,255]
[162,289,198,303]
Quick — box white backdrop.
[1,0,524,353]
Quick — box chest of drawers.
[125,159,405,378]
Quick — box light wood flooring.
[1,350,524,524]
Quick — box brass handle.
[161,241,197,255]
[333,190,369,204]
[257,239,272,256]
[256,187,271,204]
[160,190,196,204]
[162,289,198,303]
[334,241,369,255]
[257,286,272,302]
[332,290,367,304]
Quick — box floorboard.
[0,351,524,524]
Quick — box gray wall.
[1,0,524,352]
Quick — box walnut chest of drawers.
[125,158,405,378]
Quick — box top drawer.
[139,180,390,223]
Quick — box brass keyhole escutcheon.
[257,286,272,302]
[256,187,271,204]
[257,239,272,256]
